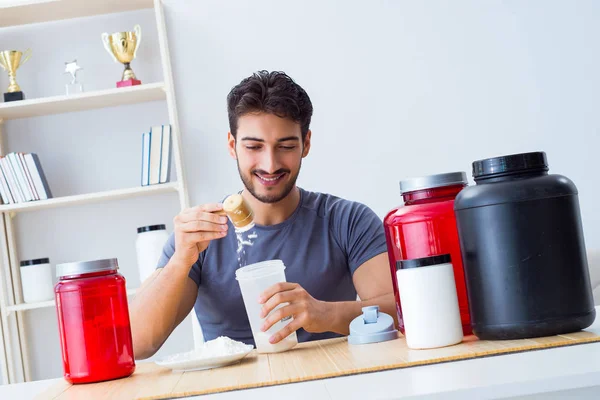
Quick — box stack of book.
[141,125,172,186]
[0,153,52,205]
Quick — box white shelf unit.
[0,82,166,120]
[0,0,154,28]
[4,288,139,314]
[0,182,179,213]
[0,0,196,385]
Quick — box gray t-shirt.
[157,187,387,346]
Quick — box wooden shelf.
[5,288,139,312]
[0,83,166,120]
[0,182,179,213]
[0,0,154,28]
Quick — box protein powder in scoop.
[219,194,255,232]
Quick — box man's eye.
[280,146,296,150]
[245,146,261,150]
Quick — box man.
[130,71,396,359]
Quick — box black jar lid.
[396,254,451,270]
[473,152,548,180]
[20,258,50,267]
[137,224,166,233]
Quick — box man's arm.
[259,199,394,344]
[258,252,396,344]
[129,260,198,360]
[329,252,397,334]
[130,203,229,359]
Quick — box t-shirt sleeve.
[156,232,202,287]
[330,200,388,275]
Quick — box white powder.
[236,228,258,268]
[161,337,252,362]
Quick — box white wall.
[164,0,599,235]
[1,0,599,382]
[164,0,600,293]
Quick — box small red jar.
[55,258,135,384]
[384,172,471,335]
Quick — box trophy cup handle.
[133,24,142,59]
[101,32,118,63]
[19,48,32,67]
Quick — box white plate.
[155,345,254,372]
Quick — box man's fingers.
[178,210,228,225]
[178,220,228,233]
[184,203,223,213]
[258,282,298,304]
[260,290,296,318]
[260,303,300,333]
[184,231,227,244]
[268,319,302,345]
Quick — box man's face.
[228,112,311,204]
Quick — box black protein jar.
[454,152,595,340]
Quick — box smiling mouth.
[254,172,286,186]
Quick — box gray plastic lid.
[348,306,398,345]
[400,172,467,195]
[56,258,118,278]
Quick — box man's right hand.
[132,205,226,359]
[172,203,229,267]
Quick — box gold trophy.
[0,49,31,102]
[101,25,142,88]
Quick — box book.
[0,161,14,204]
[149,125,163,185]
[159,124,172,183]
[0,162,11,204]
[5,154,28,202]
[0,157,22,203]
[10,152,34,201]
[0,179,7,204]
[24,153,52,200]
[18,152,39,200]
[141,131,150,186]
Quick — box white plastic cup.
[396,254,463,349]
[20,258,55,304]
[235,260,298,353]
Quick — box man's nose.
[260,148,280,173]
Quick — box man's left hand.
[258,282,330,344]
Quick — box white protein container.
[20,258,55,303]
[136,224,169,284]
[235,260,298,353]
[396,254,463,349]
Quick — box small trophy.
[101,25,142,88]
[0,49,31,102]
[64,60,83,95]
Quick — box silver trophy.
[64,60,83,95]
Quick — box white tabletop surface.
[4,307,600,400]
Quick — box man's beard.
[236,160,301,204]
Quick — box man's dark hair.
[227,70,313,140]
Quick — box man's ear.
[302,130,311,158]
[228,131,237,159]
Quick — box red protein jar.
[384,172,471,335]
[55,258,135,384]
